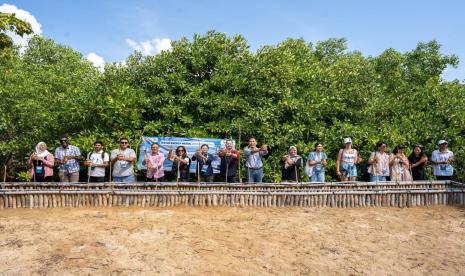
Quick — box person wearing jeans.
[244,137,268,183]
[307,143,327,183]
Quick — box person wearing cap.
[367,141,390,182]
[54,135,81,182]
[408,144,428,180]
[431,140,455,180]
[389,144,412,181]
[336,138,361,181]
[281,146,303,182]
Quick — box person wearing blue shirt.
[244,137,268,183]
[306,143,328,182]
[192,144,215,183]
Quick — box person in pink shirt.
[142,143,165,181]
[28,142,55,182]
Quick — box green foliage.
[0,12,33,54]
[1,31,464,182]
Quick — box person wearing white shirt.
[431,140,455,180]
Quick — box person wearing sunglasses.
[54,135,82,182]
[111,138,136,183]
[168,145,191,182]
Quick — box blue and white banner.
[138,136,235,173]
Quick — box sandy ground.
[0,206,465,275]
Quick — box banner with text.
[138,136,235,173]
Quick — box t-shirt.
[431,149,454,176]
[111,148,136,177]
[88,151,110,177]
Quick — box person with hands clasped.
[431,140,455,181]
[389,144,412,181]
[219,140,240,183]
[367,141,390,182]
[281,146,303,182]
[408,144,428,180]
[111,138,136,183]
[306,143,327,182]
[192,144,215,183]
[55,135,81,182]
[28,142,55,182]
[142,143,165,182]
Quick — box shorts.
[341,163,357,178]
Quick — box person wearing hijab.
[281,146,303,182]
[28,142,55,182]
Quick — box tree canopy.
[1,30,464,182]
[0,12,33,54]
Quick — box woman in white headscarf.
[28,142,55,182]
[280,146,303,182]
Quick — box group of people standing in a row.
[281,138,455,182]
[28,135,455,183]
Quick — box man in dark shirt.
[219,140,240,183]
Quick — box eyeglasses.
[60,139,68,142]
[120,142,128,144]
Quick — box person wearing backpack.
[84,140,109,182]
[28,142,55,182]
[306,143,327,182]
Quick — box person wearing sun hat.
[431,140,455,180]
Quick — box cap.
[343,138,352,144]
[438,140,448,145]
